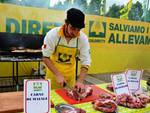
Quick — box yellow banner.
[0,3,150,75]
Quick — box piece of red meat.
[92,99,117,113]
[66,85,93,101]
[61,108,86,113]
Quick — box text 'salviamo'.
[88,20,150,45]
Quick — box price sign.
[126,70,143,93]
[111,73,130,95]
[24,79,50,113]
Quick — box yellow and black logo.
[57,53,72,63]
[89,20,106,38]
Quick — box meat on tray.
[92,99,117,113]
[107,83,114,92]
[99,93,116,100]
[55,103,86,113]
[92,91,150,112]
[92,94,117,113]
[61,108,86,113]
[116,93,150,108]
[66,85,93,101]
[134,91,150,103]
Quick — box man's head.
[65,8,85,38]
[66,8,85,29]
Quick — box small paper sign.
[24,79,50,113]
[111,73,130,95]
[126,69,143,93]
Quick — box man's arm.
[75,66,89,89]
[77,66,88,83]
[43,57,66,86]
[75,33,91,88]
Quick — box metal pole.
[75,57,78,80]
[145,0,150,21]
[147,0,150,9]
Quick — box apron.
[45,37,78,89]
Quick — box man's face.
[66,24,81,38]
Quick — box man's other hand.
[56,74,66,87]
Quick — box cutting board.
[55,85,113,105]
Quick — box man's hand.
[56,74,66,87]
[75,81,85,92]
[74,66,88,90]
[43,57,66,87]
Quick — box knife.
[63,82,73,90]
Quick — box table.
[0,80,150,113]
[0,91,23,113]
[51,80,150,113]
[0,57,42,90]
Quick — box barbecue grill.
[0,32,45,91]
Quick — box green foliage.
[73,0,87,11]
[0,0,50,8]
[0,0,4,3]
[53,0,103,15]
[53,0,74,10]
[106,4,123,18]
[53,1,64,10]
[1,0,149,23]
[87,0,102,15]
[145,9,150,22]
[128,1,143,21]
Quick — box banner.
[0,3,150,75]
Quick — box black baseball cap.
[66,8,85,29]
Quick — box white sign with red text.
[111,73,130,95]
[24,79,50,113]
[126,69,143,93]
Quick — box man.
[42,8,91,89]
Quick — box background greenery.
[0,0,150,22]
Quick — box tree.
[0,0,4,3]
[53,0,71,10]
[106,4,123,18]
[145,9,150,22]
[0,0,50,8]
[73,0,88,13]
[63,0,72,9]
[52,0,105,16]
[87,0,102,15]
[53,1,64,10]
[53,0,88,14]
[128,1,143,21]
